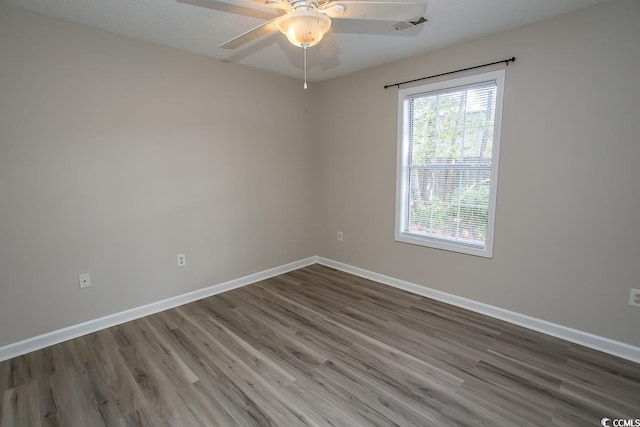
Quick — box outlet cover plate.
[78,273,91,289]
[177,253,186,268]
[630,289,640,307]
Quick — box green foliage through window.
[405,83,497,246]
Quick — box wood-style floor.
[1,265,638,426]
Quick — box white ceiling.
[1,0,604,82]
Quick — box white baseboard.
[0,256,317,362]
[316,257,640,364]
[3,255,638,364]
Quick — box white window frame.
[395,69,505,258]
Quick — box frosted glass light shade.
[277,10,331,48]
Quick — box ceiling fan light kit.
[277,9,332,48]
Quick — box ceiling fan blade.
[219,17,280,49]
[331,18,417,35]
[330,1,425,21]
[318,4,345,18]
[265,0,293,12]
[177,0,280,21]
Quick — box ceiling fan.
[180,0,427,88]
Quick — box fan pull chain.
[303,44,308,90]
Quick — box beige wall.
[314,0,640,346]
[0,5,316,346]
[2,0,639,350]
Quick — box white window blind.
[396,70,504,257]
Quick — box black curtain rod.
[384,57,516,89]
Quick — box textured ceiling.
[1,0,605,82]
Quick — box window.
[395,70,505,257]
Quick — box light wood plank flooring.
[1,265,639,426]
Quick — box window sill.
[394,232,493,258]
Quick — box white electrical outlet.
[177,253,186,268]
[629,289,640,307]
[78,273,91,289]
[337,231,343,242]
